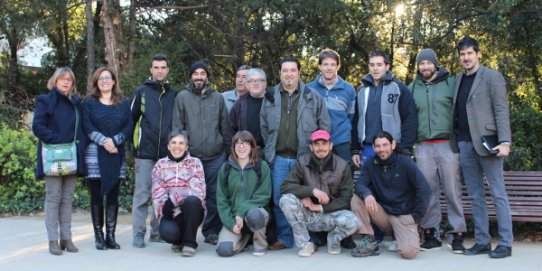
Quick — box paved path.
[0,215,541,271]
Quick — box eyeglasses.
[235,141,251,147]
[98,77,113,81]
[58,78,73,82]
[246,79,266,84]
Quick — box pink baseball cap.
[310,130,331,142]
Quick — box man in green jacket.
[280,130,359,257]
[172,61,228,245]
[408,49,466,253]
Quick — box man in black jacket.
[351,131,430,259]
[131,53,177,248]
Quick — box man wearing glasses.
[227,68,268,156]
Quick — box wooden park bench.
[440,171,542,223]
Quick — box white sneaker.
[298,242,316,257]
[328,242,341,255]
[387,241,398,252]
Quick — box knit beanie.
[190,61,209,75]
[416,48,439,66]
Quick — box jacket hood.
[361,70,394,87]
[415,67,450,84]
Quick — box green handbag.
[41,108,79,176]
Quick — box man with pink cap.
[279,130,360,257]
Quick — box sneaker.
[132,233,145,248]
[387,241,397,252]
[171,244,182,253]
[420,236,442,251]
[328,242,341,255]
[298,242,316,257]
[351,236,379,257]
[204,234,219,245]
[181,246,196,257]
[451,238,466,254]
[252,248,267,256]
[149,233,165,243]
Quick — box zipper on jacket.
[425,85,432,137]
[157,86,166,158]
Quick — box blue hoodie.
[307,75,355,146]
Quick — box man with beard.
[261,56,331,250]
[131,53,177,248]
[350,50,417,248]
[351,131,430,259]
[222,65,251,112]
[279,130,360,257]
[408,48,467,253]
[451,36,513,259]
[172,61,228,245]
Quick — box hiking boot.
[204,234,219,245]
[420,228,441,251]
[149,233,165,243]
[298,242,316,257]
[451,233,465,254]
[341,236,356,249]
[351,236,379,257]
[132,232,145,248]
[171,244,182,253]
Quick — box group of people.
[32,35,513,260]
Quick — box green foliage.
[0,125,135,214]
[0,125,43,214]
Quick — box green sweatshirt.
[216,158,272,231]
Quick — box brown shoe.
[49,241,62,256]
[269,241,286,250]
[60,239,79,253]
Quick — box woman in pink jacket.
[152,130,206,257]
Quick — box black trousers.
[159,196,204,249]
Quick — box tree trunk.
[102,0,125,76]
[127,0,137,69]
[85,0,95,92]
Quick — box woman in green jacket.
[216,131,272,257]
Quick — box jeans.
[132,158,159,237]
[458,141,513,246]
[271,155,297,247]
[201,154,227,237]
[44,175,77,241]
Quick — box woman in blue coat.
[32,67,87,256]
[82,67,132,250]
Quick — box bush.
[0,125,135,215]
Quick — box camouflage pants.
[280,193,360,248]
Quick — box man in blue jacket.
[307,49,356,163]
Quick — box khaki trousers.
[351,195,420,259]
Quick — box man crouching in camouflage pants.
[279,130,360,257]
